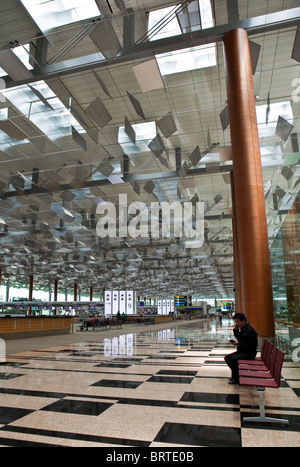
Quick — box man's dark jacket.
[233,322,258,356]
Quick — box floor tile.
[41,399,113,416]
[146,375,194,384]
[0,407,33,424]
[91,379,143,389]
[0,318,299,447]
[153,422,241,447]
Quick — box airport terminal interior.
[0,0,299,448]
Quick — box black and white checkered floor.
[0,319,299,447]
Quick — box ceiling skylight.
[256,101,293,137]
[1,81,86,143]
[20,0,101,38]
[118,122,157,154]
[0,44,33,78]
[148,0,216,75]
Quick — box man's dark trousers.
[225,351,256,381]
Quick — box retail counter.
[0,316,73,339]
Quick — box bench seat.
[238,341,289,425]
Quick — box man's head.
[233,312,247,329]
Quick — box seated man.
[225,312,258,384]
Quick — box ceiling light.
[256,101,293,137]
[20,0,101,44]
[118,122,157,154]
[0,48,33,80]
[1,81,86,142]
[148,0,216,75]
[0,44,33,78]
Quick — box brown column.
[230,171,242,313]
[54,279,58,315]
[89,286,93,302]
[223,28,274,337]
[74,283,78,302]
[28,274,34,316]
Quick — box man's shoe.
[228,378,239,384]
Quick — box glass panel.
[148,0,216,75]
[20,0,101,34]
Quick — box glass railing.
[275,320,300,363]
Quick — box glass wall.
[270,194,300,354]
[271,194,300,323]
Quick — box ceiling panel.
[0,0,298,300]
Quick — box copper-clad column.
[230,171,242,313]
[54,279,58,316]
[223,29,274,337]
[74,283,78,302]
[28,274,34,316]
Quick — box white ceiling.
[0,0,299,300]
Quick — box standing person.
[225,313,258,384]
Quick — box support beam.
[32,168,39,187]
[123,154,130,180]
[175,147,182,174]
[4,7,300,87]
[123,8,135,49]
[34,33,48,68]
[226,0,239,22]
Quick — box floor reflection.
[1,317,299,447]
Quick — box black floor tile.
[66,352,98,357]
[180,392,240,405]
[293,387,300,397]
[0,407,33,424]
[41,399,112,416]
[0,362,26,367]
[240,411,300,431]
[147,356,178,360]
[118,398,177,407]
[112,358,143,362]
[0,387,66,399]
[0,436,60,447]
[95,363,132,368]
[0,373,24,380]
[156,370,198,376]
[153,422,241,447]
[92,379,143,389]
[147,375,194,384]
[0,425,150,447]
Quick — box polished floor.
[0,318,299,447]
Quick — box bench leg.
[243,387,289,425]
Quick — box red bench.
[238,339,289,425]
[239,338,272,368]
